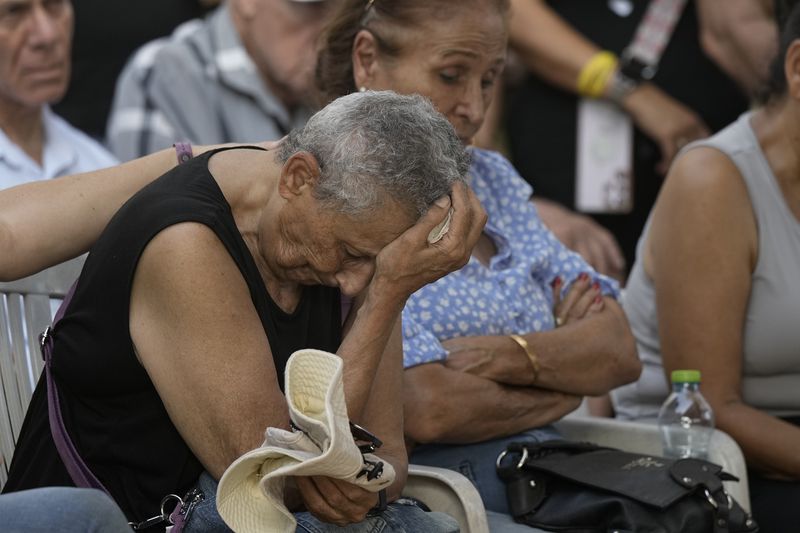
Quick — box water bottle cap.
[671,369,701,383]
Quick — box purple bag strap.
[40,280,109,493]
[42,280,190,531]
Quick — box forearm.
[356,316,408,501]
[715,401,800,479]
[0,142,275,281]
[373,446,408,502]
[508,0,598,92]
[469,302,639,395]
[404,363,581,444]
[338,288,406,424]
[696,0,776,95]
[528,302,639,394]
[0,148,171,280]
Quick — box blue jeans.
[0,487,131,533]
[184,472,459,533]
[410,427,561,532]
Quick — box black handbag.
[496,440,758,533]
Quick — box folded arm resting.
[404,362,582,444]
[441,298,640,397]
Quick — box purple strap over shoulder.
[41,280,109,492]
[43,282,190,531]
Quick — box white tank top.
[614,112,800,420]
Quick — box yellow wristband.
[509,334,539,383]
[577,51,619,98]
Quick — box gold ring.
[555,316,565,328]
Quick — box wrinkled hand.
[442,335,534,386]
[442,336,500,376]
[622,83,711,174]
[552,273,604,327]
[536,200,625,280]
[372,182,486,299]
[294,475,378,527]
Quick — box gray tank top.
[614,112,800,420]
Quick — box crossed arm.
[404,294,638,444]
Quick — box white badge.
[575,98,634,214]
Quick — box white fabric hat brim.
[217,349,394,533]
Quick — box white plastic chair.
[405,464,490,533]
[0,256,83,489]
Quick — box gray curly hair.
[277,90,470,218]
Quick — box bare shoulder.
[134,222,247,299]
[130,221,264,355]
[661,146,751,204]
[646,146,757,277]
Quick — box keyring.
[496,446,529,470]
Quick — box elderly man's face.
[0,0,73,111]
[239,0,334,106]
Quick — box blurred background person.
[53,0,219,140]
[497,0,776,278]
[0,0,115,191]
[106,0,334,161]
[612,3,800,530]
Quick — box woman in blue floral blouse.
[316,0,641,528]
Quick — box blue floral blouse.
[402,148,620,368]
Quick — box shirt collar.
[0,116,30,172]
[41,106,79,178]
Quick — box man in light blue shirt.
[0,0,116,191]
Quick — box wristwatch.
[606,68,640,105]
[619,53,658,82]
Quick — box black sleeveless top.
[3,147,342,523]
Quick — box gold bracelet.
[509,334,539,383]
[577,51,619,98]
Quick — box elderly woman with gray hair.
[1,91,484,533]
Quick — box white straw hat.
[217,349,394,533]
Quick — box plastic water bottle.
[657,370,715,459]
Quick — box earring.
[359,86,367,92]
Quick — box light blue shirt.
[0,107,117,190]
[402,148,620,368]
